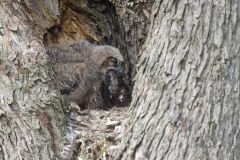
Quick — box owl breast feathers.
[46,41,124,108]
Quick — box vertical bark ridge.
[0,1,64,159]
[119,0,240,159]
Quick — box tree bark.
[0,1,65,159]
[118,0,240,160]
[1,0,239,160]
[111,0,154,88]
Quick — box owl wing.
[53,63,87,95]
[46,44,89,63]
[46,43,91,93]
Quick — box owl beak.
[102,62,124,81]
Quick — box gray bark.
[0,1,65,159]
[1,0,239,160]
[111,0,154,88]
[118,0,240,160]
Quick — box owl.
[46,41,124,109]
[101,68,131,108]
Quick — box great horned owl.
[46,41,124,109]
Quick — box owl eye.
[109,60,117,66]
[110,57,117,63]
[108,57,118,66]
[102,57,118,68]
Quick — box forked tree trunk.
[118,0,240,160]
[1,0,239,160]
[0,1,64,159]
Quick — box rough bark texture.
[0,0,133,159]
[2,0,239,160]
[0,1,65,159]
[111,0,154,88]
[119,0,240,160]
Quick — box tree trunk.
[0,1,65,159]
[1,0,239,160]
[118,0,240,160]
[111,0,154,88]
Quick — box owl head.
[91,45,124,79]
